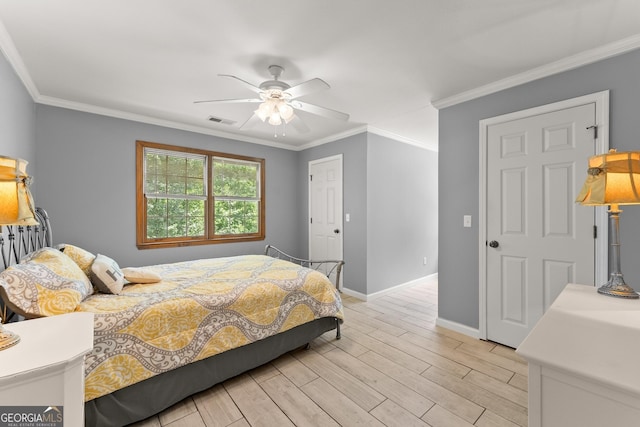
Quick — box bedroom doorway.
[479,91,609,348]
[309,155,343,287]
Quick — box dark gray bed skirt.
[84,317,339,427]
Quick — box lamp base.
[0,325,20,350]
[598,274,639,299]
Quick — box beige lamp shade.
[576,149,640,206]
[0,156,38,226]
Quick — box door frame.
[478,90,610,340]
[308,154,344,268]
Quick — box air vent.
[207,116,236,126]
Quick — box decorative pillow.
[19,247,93,296]
[0,248,94,318]
[57,244,96,276]
[121,267,162,284]
[90,254,125,294]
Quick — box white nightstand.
[0,312,94,426]
[517,284,640,427]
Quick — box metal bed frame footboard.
[264,244,344,339]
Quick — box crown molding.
[39,92,373,152]
[296,125,368,151]
[39,94,374,152]
[0,19,40,100]
[36,95,302,150]
[432,34,640,110]
[367,126,438,152]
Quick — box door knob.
[488,240,499,248]
[334,229,340,234]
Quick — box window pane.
[167,198,186,216]
[167,173,186,195]
[168,214,187,237]
[145,150,205,197]
[187,199,205,236]
[145,175,157,194]
[146,198,168,239]
[147,217,168,238]
[213,159,259,198]
[167,156,186,176]
[187,157,204,178]
[147,197,205,239]
[214,200,259,235]
[186,177,204,196]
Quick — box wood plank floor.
[131,277,528,427]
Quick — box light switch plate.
[463,215,472,228]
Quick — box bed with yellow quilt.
[0,209,344,427]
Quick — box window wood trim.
[136,140,265,249]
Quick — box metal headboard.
[0,207,52,271]
[0,207,52,323]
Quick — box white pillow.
[122,267,162,284]
[90,254,125,294]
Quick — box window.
[136,140,265,248]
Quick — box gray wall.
[367,134,438,294]
[438,47,640,329]
[297,133,369,294]
[298,132,439,295]
[0,51,36,175]
[34,105,299,267]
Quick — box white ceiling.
[1,1,640,151]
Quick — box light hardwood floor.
[131,277,528,427]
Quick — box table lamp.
[0,155,38,350]
[576,149,640,298]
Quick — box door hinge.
[310,217,313,224]
[594,225,597,239]
[310,174,313,181]
[586,125,598,140]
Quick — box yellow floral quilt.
[77,255,344,401]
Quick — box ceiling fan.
[195,65,349,135]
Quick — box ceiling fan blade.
[194,98,261,105]
[289,115,310,134]
[292,100,350,121]
[239,113,263,130]
[218,74,262,94]
[285,78,330,99]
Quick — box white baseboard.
[436,317,480,340]
[340,287,367,300]
[342,273,438,301]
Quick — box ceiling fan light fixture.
[255,97,295,126]
[279,102,295,122]
[254,100,273,122]
[268,111,282,126]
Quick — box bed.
[0,208,344,426]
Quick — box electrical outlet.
[463,215,472,228]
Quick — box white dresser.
[0,312,94,426]
[517,284,640,427]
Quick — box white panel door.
[486,103,596,348]
[309,155,343,286]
